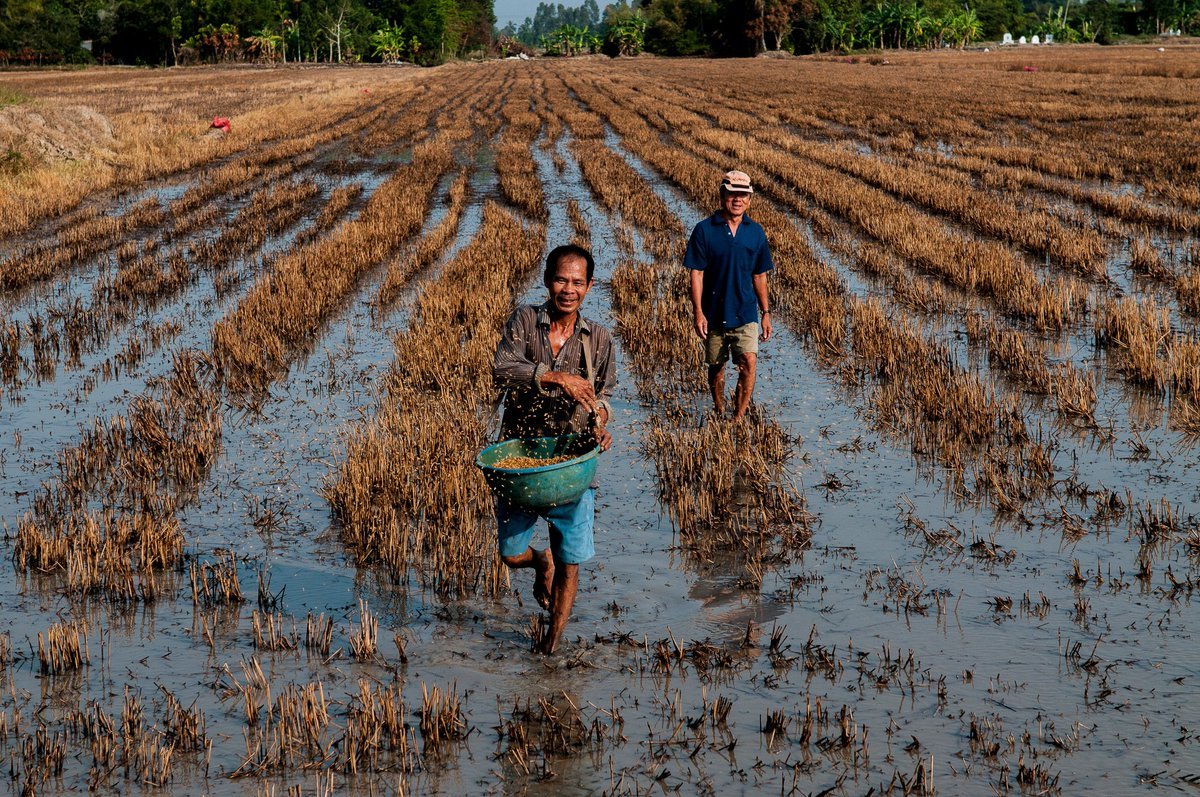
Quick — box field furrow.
[2,54,1200,797]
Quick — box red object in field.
[210,116,231,133]
[1023,65,1038,72]
[362,88,371,94]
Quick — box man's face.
[545,255,593,315]
[723,189,751,218]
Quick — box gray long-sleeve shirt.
[492,302,616,441]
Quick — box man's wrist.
[533,363,554,394]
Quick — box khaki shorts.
[705,323,759,366]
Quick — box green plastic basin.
[475,434,599,509]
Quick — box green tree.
[790,0,858,54]
[187,22,243,61]
[541,22,589,54]
[399,0,462,62]
[861,2,885,46]
[604,9,646,54]
[1143,0,1198,31]
[867,0,925,48]
[949,7,981,45]
[1037,3,1079,41]
[370,22,407,59]
[642,0,718,54]
[819,14,856,49]
[2,0,90,62]
[247,21,291,59]
[1080,0,1117,42]
[970,0,1024,39]
[515,0,600,44]
[169,13,182,62]
[926,10,954,46]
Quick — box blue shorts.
[496,488,595,565]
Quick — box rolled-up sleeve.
[493,308,539,390]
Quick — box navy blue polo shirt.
[684,212,774,329]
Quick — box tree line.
[1,0,1195,65]
[506,0,1198,56]
[0,0,493,65]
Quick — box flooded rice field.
[1,49,1199,795]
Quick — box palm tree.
[895,1,926,47]
[913,8,934,46]
[951,9,981,47]
[371,25,407,62]
[606,14,647,55]
[1180,0,1200,33]
[544,24,587,55]
[928,13,955,47]
[1039,4,1079,43]
[871,0,923,48]
[862,3,887,48]
[821,16,856,51]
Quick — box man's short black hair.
[544,244,595,284]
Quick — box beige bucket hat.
[721,170,754,194]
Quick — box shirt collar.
[536,301,590,334]
[711,210,753,226]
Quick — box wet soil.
[1,77,1198,797]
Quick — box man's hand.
[595,424,612,452]
[689,270,707,341]
[760,313,773,342]
[542,371,598,413]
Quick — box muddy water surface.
[1,117,1198,797]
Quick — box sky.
[494,0,543,29]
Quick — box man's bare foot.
[532,548,554,610]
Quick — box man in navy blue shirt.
[684,170,774,421]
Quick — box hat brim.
[723,186,754,194]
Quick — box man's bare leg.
[708,363,726,416]
[732,352,757,421]
[539,561,579,654]
[501,546,555,610]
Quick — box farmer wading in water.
[492,244,616,654]
[686,170,774,421]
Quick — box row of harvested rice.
[628,77,1108,276]
[374,170,471,312]
[571,68,1056,508]
[0,98,399,295]
[324,201,545,595]
[563,121,811,561]
[208,70,504,396]
[13,350,219,600]
[495,80,549,221]
[211,131,458,394]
